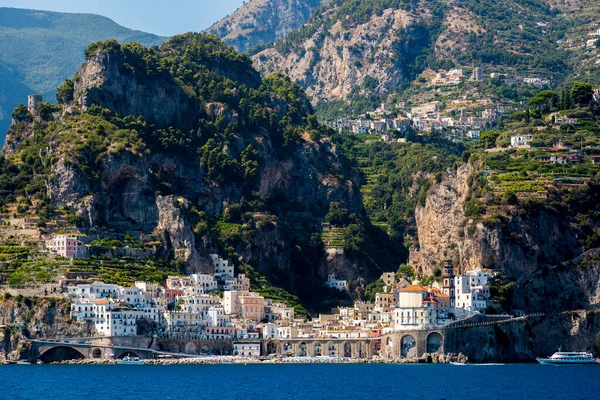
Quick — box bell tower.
[442,260,455,308]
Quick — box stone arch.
[170,343,181,353]
[400,335,417,358]
[185,342,197,354]
[299,342,308,357]
[202,343,213,354]
[426,332,443,354]
[91,348,103,359]
[116,350,144,360]
[343,342,352,358]
[313,342,322,357]
[38,346,86,363]
[266,341,277,355]
[282,342,293,356]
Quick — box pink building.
[47,235,86,259]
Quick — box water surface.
[1,363,598,399]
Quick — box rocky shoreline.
[32,352,467,365]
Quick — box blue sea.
[1,364,599,400]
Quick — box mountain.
[208,0,600,114]
[1,34,403,312]
[0,7,166,144]
[206,0,324,53]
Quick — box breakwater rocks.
[43,353,467,365]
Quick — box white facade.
[211,254,235,280]
[233,342,261,357]
[67,281,119,300]
[511,134,534,147]
[454,269,491,312]
[325,274,347,291]
[189,274,218,292]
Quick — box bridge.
[262,338,380,358]
[380,329,445,359]
[29,337,158,363]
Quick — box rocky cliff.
[415,162,582,278]
[0,296,93,361]
[252,5,431,103]
[206,0,324,53]
[214,0,593,107]
[446,311,600,362]
[2,34,382,308]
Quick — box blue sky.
[0,0,247,36]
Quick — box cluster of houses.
[66,255,492,357]
[323,100,503,140]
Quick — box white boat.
[116,356,146,365]
[537,349,598,365]
[15,360,31,365]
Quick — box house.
[233,341,261,357]
[352,125,367,134]
[511,134,534,147]
[46,235,87,259]
[325,274,347,291]
[454,269,491,312]
[211,254,235,280]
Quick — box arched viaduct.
[380,329,445,360]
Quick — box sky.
[0,0,247,36]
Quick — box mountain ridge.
[0,7,166,144]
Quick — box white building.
[325,274,347,291]
[454,269,491,312]
[67,281,119,300]
[511,134,534,147]
[211,254,235,280]
[189,274,218,293]
[233,341,261,357]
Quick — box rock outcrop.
[415,163,581,277]
[446,311,600,362]
[0,296,93,361]
[73,51,196,128]
[252,7,425,103]
[206,0,324,53]
[2,35,372,303]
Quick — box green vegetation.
[0,7,165,141]
[333,133,462,248]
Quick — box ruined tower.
[27,94,42,116]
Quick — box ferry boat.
[116,356,146,365]
[537,349,598,365]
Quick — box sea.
[1,363,599,400]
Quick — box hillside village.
[63,257,491,357]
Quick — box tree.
[528,90,558,114]
[37,102,61,121]
[571,82,594,106]
[56,78,75,104]
[479,130,501,149]
[11,104,33,123]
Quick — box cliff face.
[206,0,324,53]
[252,7,428,103]
[415,163,581,278]
[446,311,600,362]
[73,51,196,128]
[0,296,93,361]
[2,35,370,304]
